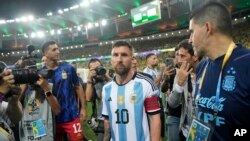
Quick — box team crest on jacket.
[222,67,236,92]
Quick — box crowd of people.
[0,1,250,141]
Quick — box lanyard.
[195,42,236,118]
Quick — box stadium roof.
[0,0,249,43]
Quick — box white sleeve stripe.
[147,108,161,113]
[136,74,157,91]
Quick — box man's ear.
[205,22,215,36]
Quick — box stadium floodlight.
[57,30,61,34]
[31,32,36,38]
[0,20,6,24]
[50,30,55,35]
[64,8,69,12]
[80,1,90,7]
[101,19,107,26]
[20,17,28,22]
[70,5,79,10]
[95,22,99,27]
[15,18,20,22]
[87,23,93,29]
[37,31,45,38]
[24,34,29,38]
[58,9,64,14]
[28,15,34,21]
[47,12,53,16]
[6,19,15,23]
[77,26,81,31]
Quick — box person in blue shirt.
[41,41,87,141]
[189,1,250,141]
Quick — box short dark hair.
[178,39,194,56]
[190,1,232,37]
[41,41,57,54]
[145,53,156,60]
[175,45,181,52]
[112,41,134,54]
[88,58,102,68]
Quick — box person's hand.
[36,75,50,92]
[7,85,21,104]
[80,108,87,122]
[87,67,97,80]
[159,63,166,72]
[0,69,15,94]
[177,62,193,86]
[163,65,176,79]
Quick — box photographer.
[85,58,111,141]
[17,60,61,141]
[0,69,22,141]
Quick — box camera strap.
[0,127,13,141]
[0,120,13,141]
[91,88,98,118]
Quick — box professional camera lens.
[12,68,39,84]
[95,66,106,76]
[11,68,54,84]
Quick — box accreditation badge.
[32,119,46,139]
[186,119,211,141]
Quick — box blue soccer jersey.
[102,72,161,141]
[49,63,80,123]
[195,45,250,141]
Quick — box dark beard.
[114,66,130,76]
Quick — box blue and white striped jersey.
[143,67,158,80]
[102,72,161,141]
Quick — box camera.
[12,67,54,84]
[87,117,104,133]
[0,61,54,84]
[95,66,106,76]
[87,117,99,130]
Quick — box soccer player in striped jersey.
[102,41,161,141]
